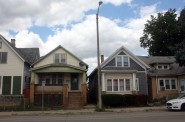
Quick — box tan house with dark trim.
[30,45,88,109]
[139,56,185,101]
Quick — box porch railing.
[34,84,63,94]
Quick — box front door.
[180,80,185,93]
[71,73,78,90]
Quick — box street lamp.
[96,1,103,109]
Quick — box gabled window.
[116,55,129,67]
[54,53,66,64]
[0,52,7,64]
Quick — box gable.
[0,37,24,76]
[34,46,86,69]
[101,47,149,71]
[102,51,145,71]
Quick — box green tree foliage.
[175,8,185,66]
[140,9,178,56]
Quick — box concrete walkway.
[0,106,166,117]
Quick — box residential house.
[139,56,185,101]
[30,45,88,108]
[0,34,40,97]
[88,46,150,103]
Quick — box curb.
[0,106,166,116]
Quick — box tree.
[140,9,178,56]
[175,8,185,66]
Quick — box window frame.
[107,78,131,92]
[0,52,8,64]
[54,53,67,64]
[116,55,130,67]
[158,78,177,90]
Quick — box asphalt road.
[0,111,184,122]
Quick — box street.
[0,111,184,122]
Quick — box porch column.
[101,73,105,91]
[132,73,136,91]
[81,83,87,105]
[82,72,86,83]
[62,84,68,107]
[30,72,35,104]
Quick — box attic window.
[54,53,67,64]
[0,41,2,48]
[157,65,170,70]
[116,55,129,67]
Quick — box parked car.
[166,94,185,111]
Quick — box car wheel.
[181,103,185,111]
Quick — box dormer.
[156,64,170,70]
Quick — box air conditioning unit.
[160,86,165,91]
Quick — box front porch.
[30,65,87,108]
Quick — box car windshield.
[177,94,185,99]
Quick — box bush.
[102,94,124,107]
[102,94,148,107]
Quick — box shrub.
[102,94,148,107]
[102,94,124,107]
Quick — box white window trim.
[107,78,131,92]
[158,78,177,90]
[54,53,67,64]
[116,55,130,67]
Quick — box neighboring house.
[0,34,40,96]
[138,56,185,101]
[30,45,88,108]
[88,46,150,103]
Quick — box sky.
[0,0,184,74]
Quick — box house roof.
[0,34,40,64]
[32,45,88,67]
[138,56,185,76]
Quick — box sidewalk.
[0,106,166,117]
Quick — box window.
[107,79,112,91]
[157,65,162,69]
[113,79,118,91]
[159,79,177,90]
[107,78,131,92]
[116,55,129,67]
[0,42,2,48]
[171,80,176,89]
[123,56,129,66]
[54,53,66,64]
[157,65,169,70]
[126,79,130,91]
[119,79,124,91]
[0,52,7,64]
[165,80,170,89]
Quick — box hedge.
[102,94,148,107]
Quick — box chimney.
[11,39,16,47]
[101,55,104,63]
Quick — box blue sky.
[0,0,184,73]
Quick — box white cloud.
[15,30,44,48]
[0,0,132,32]
[0,1,161,74]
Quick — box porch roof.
[31,63,87,73]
